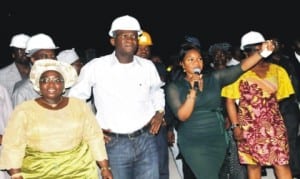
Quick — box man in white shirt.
[12,33,58,107]
[69,15,165,179]
[0,33,30,97]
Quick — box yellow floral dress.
[222,63,294,165]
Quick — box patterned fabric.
[222,63,294,166]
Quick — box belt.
[106,124,151,138]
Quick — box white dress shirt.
[12,79,40,108]
[0,85,12,179]
[69,52,165,133]
[295,52,300,63]
[0,85,12,136]
[226,58,240,66]
[0,63,23,97]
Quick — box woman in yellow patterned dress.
[222,31,293,179]
[0,59,113,179]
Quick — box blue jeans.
[106,131,159,179]
[156,126,169,179]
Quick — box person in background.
[56,48,96,113]
[0,33,30,97]
[12,33,58,107]
[151,54,163,63]
[268,38,300,179]
[69,15,165,179]
[136,31,153,59]
[57,48,83,75]
[222,31,293,179]
[226,46,243,67]
[208,42,248,179]
[165,33,275,179]
[0,85,13,179]
[289,38,300,102]
[289,38,300,179]
[0,59,113,179]
[208,42,232,70]
[136,30,170,179]
[137,30,167,82]
[56,48,83,96]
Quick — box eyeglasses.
[39,77,64,84]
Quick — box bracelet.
[186,94,196,100]
[157,109,165,115]
[231,123,241,130]
[100,167,111,171]
[11,173,22,179]
[187,89,197,100]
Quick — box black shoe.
[261,167,267,176]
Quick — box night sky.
[1,1,299,67]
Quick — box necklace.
[39,97,64,108]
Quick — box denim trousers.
[156,126,169,179]
[105,130,159,179]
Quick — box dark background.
[1,1,299,67]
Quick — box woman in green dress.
[166,38,275,179]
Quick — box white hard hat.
[25,33,58,56]
[108,15,142,37]
[240,31,265,50]
[57,48,79,64]
[9,33,30,48]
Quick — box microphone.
[193,68,201,90]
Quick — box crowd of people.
[0,14,300,179]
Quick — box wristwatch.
[157,109,165,122]
[231,123,241,130]
[157,109,165,114]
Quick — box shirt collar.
[295,52,300,63]
[110,51,142,67]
